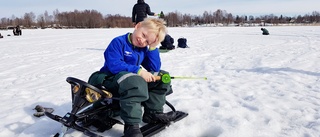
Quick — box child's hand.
[139,70,156,82]
[149,38,159,49]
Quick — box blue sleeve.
[104,38,140,74]
[141,48,161,72]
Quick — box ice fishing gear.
[155,74,207,84]
[44,77,188,137]
[177,37,188,48]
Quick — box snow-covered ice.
[0,26,319,137]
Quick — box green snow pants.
[88,70,172,125]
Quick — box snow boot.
[123,124,143,137]
[142,111,177,123]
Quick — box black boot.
[143,111,177,123]
[124,124,143,137]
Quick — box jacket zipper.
[136,52,140,66]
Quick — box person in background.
[160,34,175,50]
[132,0,157,26]
[13,25,22,36]
[88,18,176,137]
[159,11,165,19]
[261,28,269,35]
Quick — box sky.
[0,0,319,19]
[0,26,320,137]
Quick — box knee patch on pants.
[117,74,148,100]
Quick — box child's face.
[131,24,157,48]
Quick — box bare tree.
[1,9,320,28]
[214,9,223,24]
[166,12,179,27]
[226,13,233,25]
[203,11,210,26]
[182,13,192,26]
[37,14,45,28]
[23,12,36,28]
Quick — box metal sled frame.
[45,77,186,137]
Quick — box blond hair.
[140,18,167,46]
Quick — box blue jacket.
[100,33,161,75]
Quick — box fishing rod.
[155,74,207,83]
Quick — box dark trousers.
[88,70,171,125]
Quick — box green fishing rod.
[155,74,207,83]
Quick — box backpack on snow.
[160,34,175,50]
[177,37,188,48]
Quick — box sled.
[159,49,172,53]
[45,77,188,137]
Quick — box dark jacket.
[160,34,175,50]
[132,0,155,23]
[261,28,269,35]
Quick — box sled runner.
[45,77,188,137]
[159,49,172,53]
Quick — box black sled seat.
[45,77,188,137]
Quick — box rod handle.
[155,76,161,81]
[154,74,171,83]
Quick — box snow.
[0,26,320,137]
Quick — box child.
[88,18,176,137]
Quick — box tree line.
[1,9,319,29]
